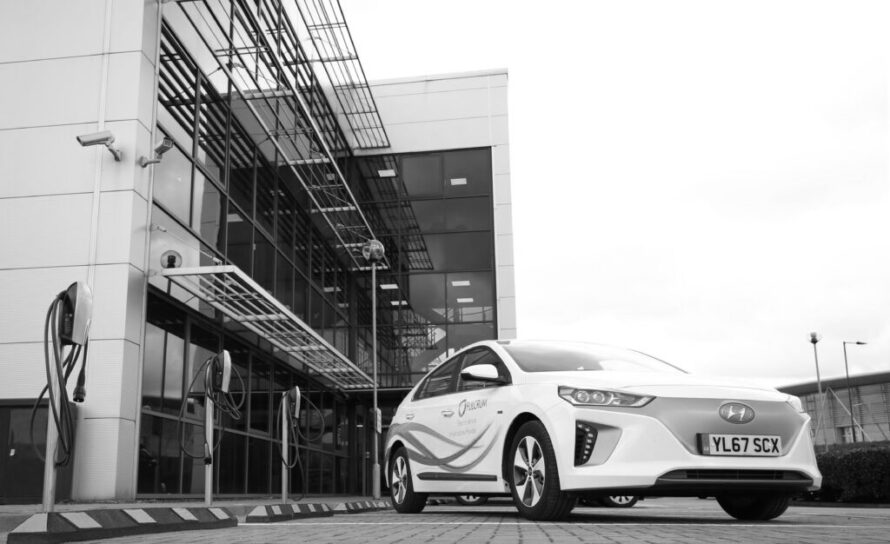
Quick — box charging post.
[39,282,92,513]
[41,359,62,512]
[203,385,214,506]
[281,392,289,503]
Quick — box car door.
[450,347,514,489]
[401,354,464,488]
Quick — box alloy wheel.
[513,435,545,507]
[392,456,407,504]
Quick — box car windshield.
[503,342,686,374]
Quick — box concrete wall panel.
[0,194,93,269]
[494,173,512,206]
[0,56,103,129]
[0,1,107,64]
[72,416,136,500]
[494,203,513,237]
[78,338,140,421]
[0,267,90,344]
[374,86,506,125]
[0,124,99,198]
[371,70,507,98]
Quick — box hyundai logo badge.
[719,402,755,424]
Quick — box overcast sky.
[340,0,889,386]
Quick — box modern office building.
[779,372,890,447]
[0,0,512,502]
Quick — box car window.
[414,356,462,400]
[457,348,511,392]
[503,342,686,374]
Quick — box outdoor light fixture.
[76,130,123,161]
[451,280,471,287]
[809,332,825,447]
[379,283,399,290]
[449,178,467,186]
[362,239,385,501]
[138,137,174,167]
[377,169,396,178]
[390,300,408,306]
[456,297,474,304]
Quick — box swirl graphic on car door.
[388,421,498,472]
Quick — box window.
[415,357,462,400]
[457,348,510,392]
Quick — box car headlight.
[785,395,805,413]
[559,386,653,407]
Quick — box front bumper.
[548,401,822,495]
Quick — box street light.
[362,239,385,500]
[842,340,867,443]
[809,332,824,446]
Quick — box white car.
[384,340,821,521]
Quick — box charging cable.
[275,389,326,500]
[30,292,90,466]
[177,354,245,461]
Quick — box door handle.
[405,413,415,420]
[441,410,454,417]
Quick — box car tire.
[508,420,575,521]
[389,448,427,513]
[600,495,639,508]
[716,495,790,521]
[455,495,488,506]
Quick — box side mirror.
[460,364,504,384]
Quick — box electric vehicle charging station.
[34,281,93,512]
[276,385,327,503]
[177,349,243,506]
[280,386,300,503]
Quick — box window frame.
[413,355,464,401]
[456,347,512,392]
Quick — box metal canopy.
[293,0,391,150]
[171,0,390,270]
[161,265,374,390]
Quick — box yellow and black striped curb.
[7,507,236,544]
[244,502,334,523]
[331,500,392,514]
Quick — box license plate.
[699,434,781,456]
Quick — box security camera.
[76,130,123,161]
[77,130,115,147]
[139,137,175,168]
[154,137,174,156]
[160,249,182,269]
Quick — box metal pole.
[810,333,824,447]
[41,355,62,512]
[204,391,214,506]
[371,261,380,500]
[281,394,289,503]
[842,342,856,443]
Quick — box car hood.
[520,371,788,401]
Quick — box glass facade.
[353,150,497,383]
[790,381,890,447]
[138,12,501,497]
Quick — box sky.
[339,0,890,386]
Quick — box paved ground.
[74,498,890,544]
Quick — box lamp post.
[842,340,867,443]
[362,240,385,499]
[809,332,823,446]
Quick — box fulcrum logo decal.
[459,398,487,417]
